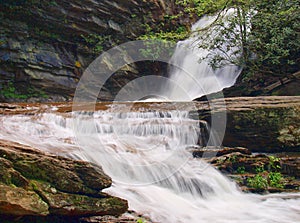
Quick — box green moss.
[33,27,61,40]
[29,180,39,191]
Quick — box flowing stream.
[0,14,299,223]
[0,107,299,223]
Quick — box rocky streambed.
[0,96,299,222]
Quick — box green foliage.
[236,166,245,174]
[0,82,26,99]
[139,40,174,60]
[247,174,268,189]
[175,0,228,16]
[247,172,284,189]
[255,165,265,173]
[136,218,146,223]
[268,172,284,188]
[81,34,110,54]
[195,1,253,69]
[0,81,48,100]
[249,0,300,76]
[194,0,300,79]
[34,28,60,40]
[138,24,189,42]
[268,156,281,171]
[228,154,238,163]
[49,0,58,6]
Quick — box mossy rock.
[0,140,128,219]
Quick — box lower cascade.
[0,107,299,223]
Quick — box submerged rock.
[0,140,128,218]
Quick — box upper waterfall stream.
[161,13,242,101]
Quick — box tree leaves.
[194,0,300,78]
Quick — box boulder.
[0,140,128,218]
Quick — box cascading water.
[0,106,299,223]
[0,13,299,223]
[162,13,242,101]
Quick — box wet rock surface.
[190,146,251,158]
[0,140,128,219]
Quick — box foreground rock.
[0,140,127,220]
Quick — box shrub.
[268,172,284,188]
[247,174,268,189]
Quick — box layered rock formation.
[0,139,127,219]
[196,96,300,152]
[0,0,187,102]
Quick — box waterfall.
[0,107,299,223]
[0,13,298,223]
[162,13,242,101]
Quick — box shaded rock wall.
[0,0,183,102]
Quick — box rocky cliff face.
[0,0,184,102]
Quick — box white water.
[0,13,299,223]
[162,13,242,101]
[0,109,299,223]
